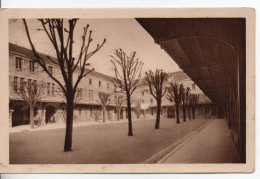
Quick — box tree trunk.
[117,107,120,121]
[176,105,180,124]
[103,106,106,123]
[64,95,74,152]
[29,105,34,129]
[182,104,186,122]
[126,92,133,136]
[155,100,161,129]
[188,106,191,120]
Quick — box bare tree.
[11,80,45,129]
[167,83,184,124]
[145,69,168,129]
[110,49,143,136]
[191,94,200,119]
[181,87,191,122]
[97,91,111,123]
[23,19,106,151]
[114,93,125,121]
[56,87,83,123]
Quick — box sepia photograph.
[0,8,255,173]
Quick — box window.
[15,57,22,70]
[89,79,92,85]
[141,99,144,104]
[13,76,18,91]
[48,66,53,75]
[33,80,37,93]
[150,98,153,104]
[78,88,83,97]
[47,82,50,95]
[28,79,32,85]
[20,78,25,91]
[99,81,101,87]
[84,89,87,98]
[29,61,35,72]
[52,83,55,95]
[107,83,109,89]
[192,83,196,90]
[89,90,93,100]
[142,91,145,96]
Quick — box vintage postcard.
[0,8,255,173]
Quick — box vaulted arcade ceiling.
[136,18,245,107]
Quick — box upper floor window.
[47,82,50,95]
[150,98,153,104]
[13,76,18,92]
[15,57,22,70]
[32,80,37,93]
[99,81,102,87]
[141,99,144,104]
[192,83,196,90]
[142,91,145,96]
[52,83,55,95]
[48,66,53,75]
[107,83,109,89]
[89,79,92,85]
[84,89,87,98]
[78,88,83,98]
[20,78,25,91]
[29,61,35,73]
[89,90,93,101]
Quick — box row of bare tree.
[18,18,199,152]
[166,83,200,124]
[144,71,200,129]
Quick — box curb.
[142,119,215,164]
[9,117,155,133]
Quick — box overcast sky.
[9,19,180,77]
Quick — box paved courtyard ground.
[10,118,210,164]
[161,119,240,163]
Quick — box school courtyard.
[10,117,219,164]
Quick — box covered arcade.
[137,18,246,162]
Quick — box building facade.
[9,43,128,127]
[9,43,215,127]
[132,71,217,120]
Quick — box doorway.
[45,106,56,123]
[167,108,175,118]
